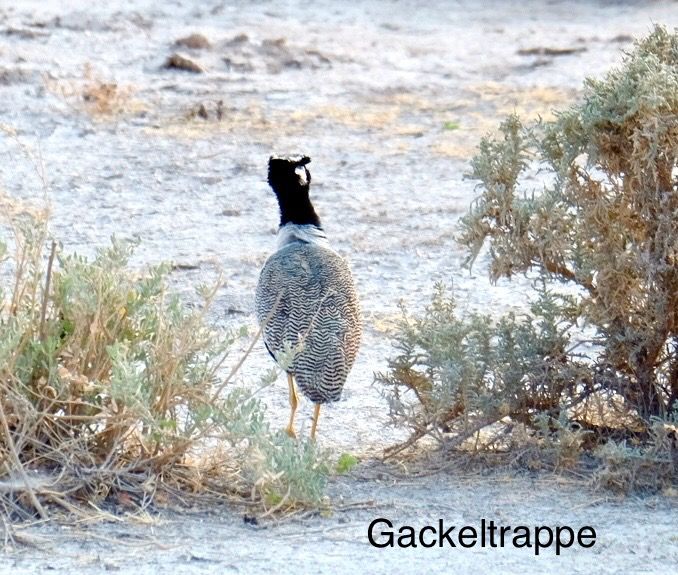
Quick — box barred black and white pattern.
[255,239,362,404]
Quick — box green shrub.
[379,26,677,488]
[249,435,330,508]
[0,203,328,522]
[377,283,589,448]
[459,26,677,422]
[335,452,359,474]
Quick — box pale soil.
[5,473,677,575]
[1,0,677,573]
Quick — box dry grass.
[142,82,574,160]
[45,64,144,119]
[432,85,576,159]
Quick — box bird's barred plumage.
[255,238,361,403]
[255,155,362,406]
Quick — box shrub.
[459,26,677,422]
[377,283,590,449]
[379,26,677,487]
[45,63,140,118]
[0,200,328,525]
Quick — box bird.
[255,155,362,440]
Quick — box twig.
[39,240,57,341]
[209,324,263,403]
[569,497,607,510]
[259,485,291,519]
[68,528,174,549]
[0,397,48,519]
[382,428,428,460]
[334,499,378,512]
[209,292,283,403]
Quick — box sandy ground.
[5,472,677,575]
[1,0,677,573]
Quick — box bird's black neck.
[273,185,322,228]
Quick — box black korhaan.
[255,155,362,440]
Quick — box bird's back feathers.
[255,241,361,403]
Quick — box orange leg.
[310,403,321,441]
[285,373,299,439]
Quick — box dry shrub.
[593,419,677,494]
[379,26,677,491]
[45,63,140,118]
[0,202,329,531]
[460,25,677,424]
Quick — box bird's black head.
[267,155,320,228]
[268,155,312,191]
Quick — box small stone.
[163,53,205,73]
[174,33,211,50]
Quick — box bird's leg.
[310,403,321,441]
[285,373,298,439]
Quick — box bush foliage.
[0,203,328,525]
[379,26,677,486]
[380,284,586,443]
